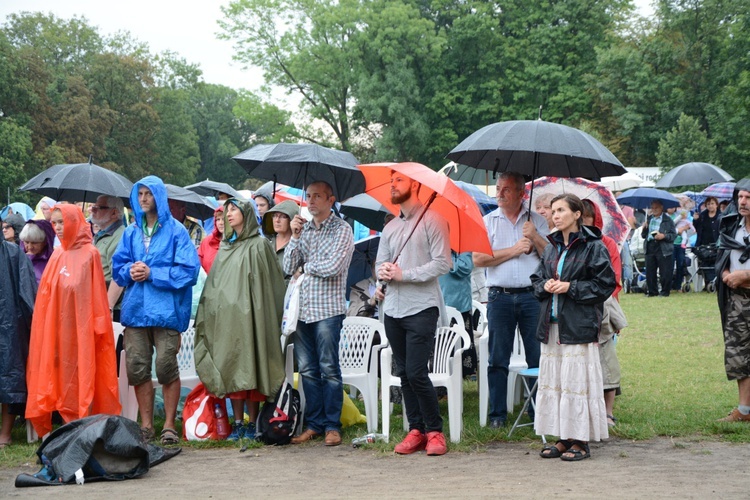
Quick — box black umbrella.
[443,162,499,187]
[19,159,133,203]
[446,119,626,216]
[346,235,380,301]
[446,120,626,180]
[165,184,217,220]
[232,143,364,201]
[340,193,394,232]
[184,179,245,200]
[654,162,733,188]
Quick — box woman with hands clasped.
[530,194,616,462]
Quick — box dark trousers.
[646,243,673,296]
[671,245,686,290]
[384,307,442,433]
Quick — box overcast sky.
[1,0,656,99]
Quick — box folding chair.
[507,367,545,443]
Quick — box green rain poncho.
[194,199,286,398]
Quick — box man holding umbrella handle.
[473,171,549,429]
[373,172,452,456]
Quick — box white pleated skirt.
[534,323,609,442]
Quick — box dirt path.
[1,437,747,498]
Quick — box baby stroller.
[625,229,648,294]
[685,244,718,292]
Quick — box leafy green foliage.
[0,11,281,200]
[2,0,749,200]
[656,113,719,171]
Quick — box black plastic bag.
[15,414,180,487]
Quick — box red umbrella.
[524,176,630,248]
[357,162,492,255]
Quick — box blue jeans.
[486,289,541,421]
[384,307,442,433]
[294,315,344,433]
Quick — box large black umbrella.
[19,160,133,203]
[184,179,245,200]
[340,193,394,232]
[446,120,626,181]
[165,184,217,220]
[654,162,733,188]
[232,143,364,201]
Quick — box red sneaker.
[394,429,427,454]
[425,431,447,456]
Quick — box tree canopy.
[2,1,749,207]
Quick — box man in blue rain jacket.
[113,175,200,445]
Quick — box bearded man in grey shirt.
[374,171,451,456]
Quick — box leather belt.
[490,286,534,294]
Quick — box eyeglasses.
[90,205,111,211]
[2,225,11,230]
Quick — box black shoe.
[489,418,505,429]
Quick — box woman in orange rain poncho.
[26,204,120,436]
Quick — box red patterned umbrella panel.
[524,176,630,248]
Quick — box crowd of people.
[1,170,750,462]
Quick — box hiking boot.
[394,429,427,454]
[227,422,247,441]
[425,431,447,456]
[717,408,750,422]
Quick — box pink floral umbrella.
[524,176,630,248]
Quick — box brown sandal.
[160,428,180,445]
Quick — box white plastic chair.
[118,320,201,422]
[472,300,487,343]
[477,324,527,427]
[339,317,385,432]
[25,421,38,443]
[381,324,470,443]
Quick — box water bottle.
[351,433,387,448]
[214,402,230,440]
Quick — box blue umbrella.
[454,181,497,216]
[616,188,681,209]
[1,202,35,221]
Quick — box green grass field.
[2,291,748,466]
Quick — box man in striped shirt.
[284,181,354,447]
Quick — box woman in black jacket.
[530,194,616,461]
